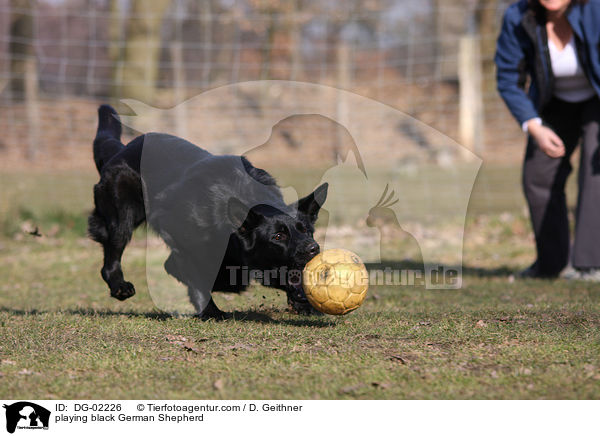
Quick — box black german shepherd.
[88,105,328,319]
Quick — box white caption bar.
[0,400,597,435]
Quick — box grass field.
[1,167,599,400]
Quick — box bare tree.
[8,0,34,100]
[110,0,172,102]
[9,0,39,160]
[476,0,500,95]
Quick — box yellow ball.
[302,249,369,315]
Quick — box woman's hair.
[528,0,588,16]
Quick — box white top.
[548,35,596,103]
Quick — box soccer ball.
[302,249,369,315]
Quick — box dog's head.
[228,183,328,312]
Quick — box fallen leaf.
[1,360,16,365]
[181,343,200,353]
[213,379,225,390]
[28,226,42,237]
[475,320,487,328]
[165,335,200,353]
[389,355,407,364]
[18,369,34,375]
[20,221,37,235]
[371,382,391,389]
[490,370,499,379]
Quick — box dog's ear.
[297,182,328,223]
[227,197,263,231]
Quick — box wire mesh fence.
[0,0,522,168]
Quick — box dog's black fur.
[88,105,328,319]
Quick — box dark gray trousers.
[523,96,600,275]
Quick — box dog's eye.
[273,232,287,241]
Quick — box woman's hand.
[527,121,565,158]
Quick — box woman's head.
[529,0,587,15]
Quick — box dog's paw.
[196,307,232,321]
[288,300,323,316]
[110,281,136,301]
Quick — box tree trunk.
[289,0,302,81]
[111,0,171,103]
[8,0,34,100]
[9,0,39,160]
[260,9,276,80]
[458,35,484,159]
[477,0,500,96]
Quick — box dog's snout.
[307,242,320,257]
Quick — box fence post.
[458,34,484,160]
[24,55,39,161]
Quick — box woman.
[495,0,600,279]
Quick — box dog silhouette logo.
[3,402,50,433]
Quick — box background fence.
[0,0,523,169]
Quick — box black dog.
[88,105,328,319]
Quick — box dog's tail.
[93,104,124,173]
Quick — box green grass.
[1,168,598,399]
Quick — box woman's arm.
[494,8,539,126]
[495,8,565,158]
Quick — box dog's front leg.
[187,289,229,321]
[166,253,231,320]
[89,206,136,301]
[89,170,144,302]
[101,244,136,301]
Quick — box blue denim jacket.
[495,0,600,125]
